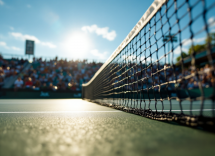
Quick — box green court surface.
[0,99,215,156]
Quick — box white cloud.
[91,49,108,60]
[41,42,56,48]
[194,37,205,43]
[82,25,116,41]
[0,0,4,5]
[10,32,56,48]
[122,55,155,62]
[174,46,188,54]
[183,37,205,46]
[208,17,215,28]
[0,41,9,50]
[0,41,7,47]
[11,46,21,51]
[10,26,14,30]
[0,41,21,51]
[26,4,31,8]
[10,32,40,43]
[141,56,155,62]
[211,29,215,33]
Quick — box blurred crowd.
[0,55,28,89]
[1,53,214,92]
[114,63,215,91]
[14,57,102,91]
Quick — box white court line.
[0,111,122,113]
[125,103,213,105]
[0,109,214,113]
[152,109,215,112]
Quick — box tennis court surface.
[0,99,215,156]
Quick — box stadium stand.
[0,54,29,88]
[0,54,102,92]
[0,54,28,78]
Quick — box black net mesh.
[82,0,215,129]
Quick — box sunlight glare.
[62,31,93,58]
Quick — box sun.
[62,31,93,58]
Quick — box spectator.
[193,81,199,89]
[204,64,210,74]
[61,82,67,90]
[33,80,41,91]
[41,83,47,90]
[48,83,54,90]
[0,77,4,90]
[70,81,77,91]
[0,67,5,78]
[25,77,33,88]
[14,77,23,91]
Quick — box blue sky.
[0,0,214,62]
[0,0,155,61]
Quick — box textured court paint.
[0,99,215,156]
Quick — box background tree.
[205,32,215,46]
[188,44,206,55]
[176,33,215,62]
[176,52,189,62]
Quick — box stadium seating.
[0,55,102,91]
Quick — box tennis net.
[82,0,215,129]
